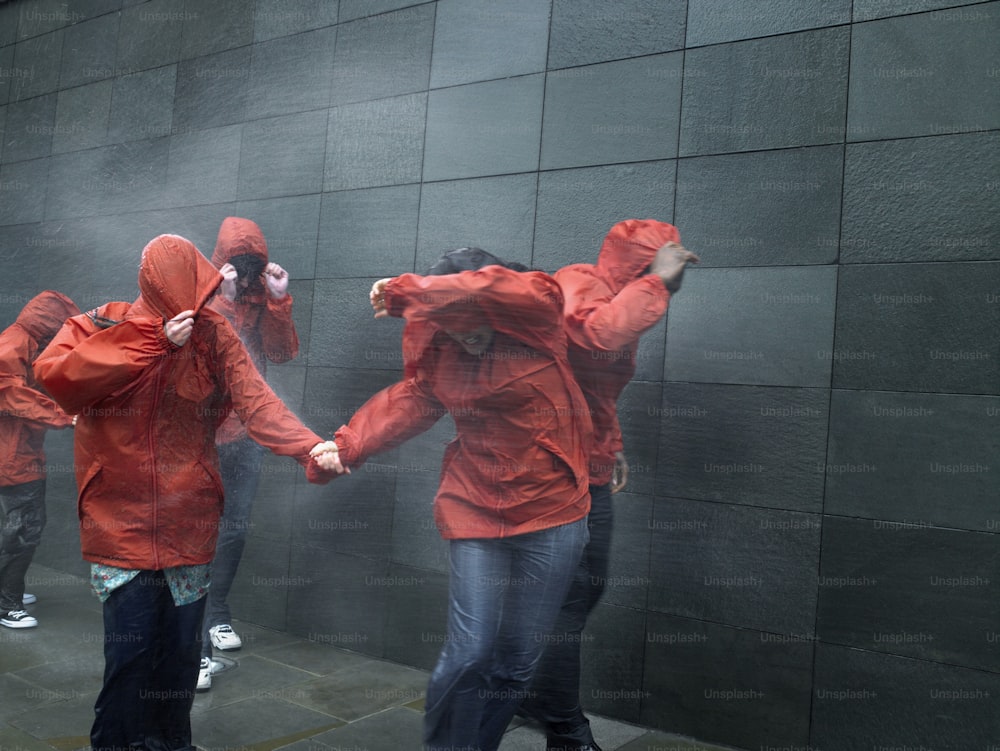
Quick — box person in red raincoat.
[521,220,698,750]
[0,291,79,629]
[330,248,592,751]
[199,216,300,688]
[34,234,342,751]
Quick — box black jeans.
[520,483,614,750]
[0,479,46,612]
[91,570,205,751]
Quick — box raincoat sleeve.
[212,318,332,484]
[384,268,565,349]
[0,339,72,428]
[334,373,444,469]
[33,314,171,416]
[259,294,299,364]
[555,266,670,353]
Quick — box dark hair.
[425,247,529,276]
[230,254,266,279]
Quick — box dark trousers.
[520,483,614,750]
[0,479,46,611]
[202,437,263,658]
[91,570,205,751]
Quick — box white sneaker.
[1,610,38,628]
[209,624,242,651]
[196,657,212,691]
[22,593,37,605]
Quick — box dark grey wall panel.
[841,132,1000,263]
[854,0,993,22]
[817,517,1000,671]
[548,0,686,69]
[308,279,406,368]
[648,498,821,634]
[234,193,322,280]
[848,5,1000,141]
[163,124,241,208]
[16,0,120,40]
[2,92,54,162]
[324,93,426,191]
[116,0,185,74]
[252,0,341,42]
[300,366,402,439]
[245,27,336,121]
[540,53,681,171]
[0,3,19,47]
[10,31,63,101]
[331,4,434,107]
[578,604,645,723]
[664,266,837,387]
[827,390,1000,532]
[383,564,449,670]
[680,28,849,156]
[811,644,1000,750]
[172,47,251,132]
[686,0,851,46]
[615,381,663,497]
[833,262,1000,394]
[108,66,177,143]
[58,13,119,90]
[52,80,111,153]
[286,546,387,658]
[229,533,293,632]
[532,161,675,273]
[423,74,543,182]
[415,173,537,273]
[179,0,255,60]
[674,145,843,267]
[318,185,420,278]
[656,382,829,512]
[237,110,327,201]
[641,612,813,748]
[430,0,550,88]
[339,0,425,22]
[599,492,652,609]
[0,45,14,106]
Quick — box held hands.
[650,242,700,293]
[610,451,629,495]
[370,278,393,319]
[310,440,349,474]
[264,262,289,300]
[165,310,196,347]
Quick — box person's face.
[230,256,265,294]
[444,324,495,356]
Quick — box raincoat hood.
[211,217,269,268]
[596,219,680,293]
[137,234,222,320]
[16,291,80,344]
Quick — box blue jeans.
[0,480,46,611]
[520,484,613,749]
[92,570,205,751]
[202,437,264,657]
[424,516,589,751]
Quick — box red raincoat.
[0,291,79,486]
[208,216,299,445]
[334,267,593,539]
[34,235,330,570]
[555,219,680,484]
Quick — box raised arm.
[0,345,72,428]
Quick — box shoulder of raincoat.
[0,291,79,486]
[555,219,680,484]
[334,266,592,540]
[33,235,330,570]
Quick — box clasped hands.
[310,440,348,474]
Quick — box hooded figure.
[521,218,697,751]
[0,290,79,630]
[33,234,337,751]
[199,217,300,678]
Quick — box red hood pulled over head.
[211,216,269,269]
[16,291,80,344]
[137,234,222,319]
[596,219,680,293]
